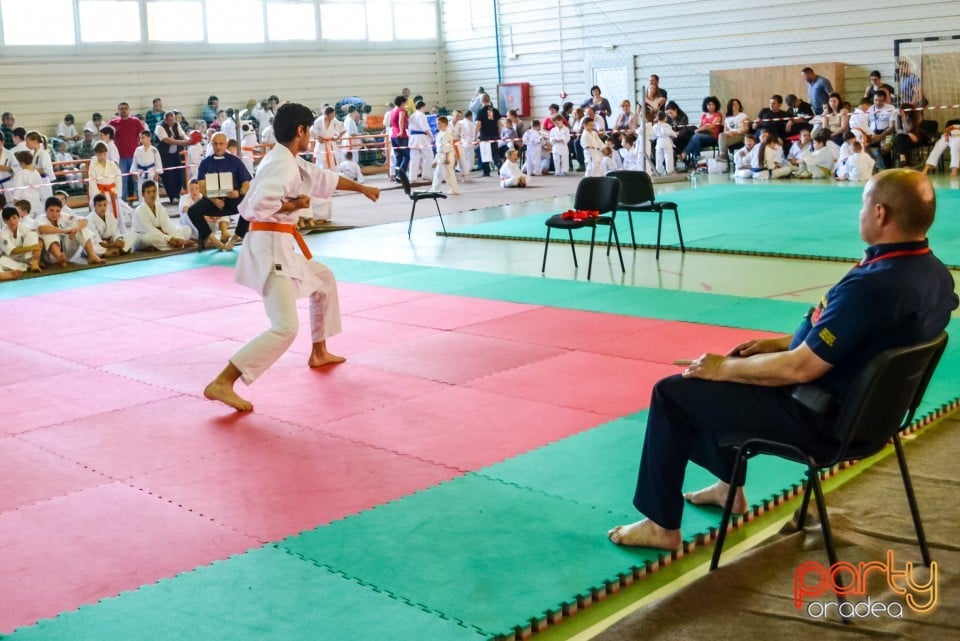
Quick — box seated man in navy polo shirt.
[188,131,252,251]
[609,169,958,550]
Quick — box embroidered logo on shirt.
[818,327,836,347]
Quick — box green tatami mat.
[439,184,960,267]
[2,546,486,641]
[281,473,648,637]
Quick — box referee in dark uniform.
[475,93,501,177]
[609,169,958,550]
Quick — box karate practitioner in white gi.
[203,103,380,412]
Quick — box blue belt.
[0,175,12,185]
[409,130,428,135]
[136,163,155,171]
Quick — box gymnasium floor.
[2,173,958,640]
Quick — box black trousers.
[479,137,501,175]
[187,196,247,248]
[159,150,184,203]
[632,374,837,530]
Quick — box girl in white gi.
[25,132,55,195]
[87,193,134,256]
[99,126,121,164]
[733,135,759,179]
[549,116,571,176]
[132,181,193,251]
[88,143,133,230]
[406,101,432,182]
[11,151,46,220]
[430,115,459,195]
[522,120,544,176]
[652,112,677,175]
[599,146,619,176]
[499,149,526,188]
[36,196,103,266]
[132,131,164,200]
[455,110,475,182]
[753,137,793,180]
[202,103,380,412]
[0,146,16,195]
[619,133,642,171]
[921,122,960,178]
[310,106,344,171]
[185,130,205,182]
[1,206,41,272]
[580,117,604,177]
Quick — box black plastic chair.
[607,170,685,259]
[709,332,949,618]
[541,176,623,281]
[395,168,446,238]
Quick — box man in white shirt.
[202,103,380,412]
[866,89,896,166]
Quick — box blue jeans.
[683,133,717,159]
[391,136,409,174]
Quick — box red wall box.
[498,83,531,116]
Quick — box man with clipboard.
[187,131,253,251]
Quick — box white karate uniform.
[102,140,120,164]
[87,210,135,254]
[581,129,604,177]
[499,159,524,187]
[0,147,15,194]
[88,159,133,229]
[599,155,619,176]
[231,144,343,384]
[185,143,204,181]
[733,145,759,178]
[310,116,345,170]
[924,129,960,170]
[652,122,676,175]
[754,146,793,179]
[12,169,46,219]
[619,145,641,171]
[848,109,870,143]
[788,141,811,164]
[549,126,570,175]
[55,151,83,188]
[337,159,364,183]
[0,223,39,270]
[220,118,237,142]
[260,126,276,146]
[455,118,475,181]
[32,148,56,186]
[430,129,458,194]
[37,212,95,263]
[799,146,835,178]
[522,129,544,175]
[57,122,78,140]
[837,152,875,181]
[132,145,164,195]
[341,116,362,158]
[407,110,432,181]
[132,201,192,250]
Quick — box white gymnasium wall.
[0,45,442,136]
[441,0,960,119]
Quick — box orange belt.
[249,221,312,259]
[97,182,119,219]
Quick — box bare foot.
[684,481,748,514]
[608,519,682,549]
[308,350,346,368]
[203,380,253,412]
[223,235,239,252]
[205,236,225,251]
[88,255,106,265]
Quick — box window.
[319,2,364,40]
[393,0,434,40]
[79,0,141,42]
[146,0,204,41]
[2,0,75,45]
[206,0,264,43]
[365,0,391,41]
[266,0,316,41]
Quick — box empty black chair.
[541,176,623,280]
[709,332,949,617]
[395,168,446,237]
[607,170,685,259]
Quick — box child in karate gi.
[54,141,83,189]
[430,116,459,195]
[837,141,876,181]
[87,193,135,256]
[337,151,364,183]
[455,110,475,182]
[499,149,527,188]
[36,196,103,266]
[0,205,41,272]
[522,120,544,175]
[133,180,193,251]
[549,116,570,176]
[580,117,604,177]
[652,112,677,175]
[11,151,46,220]
[132,130,164,200]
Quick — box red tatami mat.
[251,363,448,426]
[0,437,104,514]
[133,266,261,301]
[335,281,434,314]
[467,350,680,416]
[0,341,85,387]
[129,427,459,542]
[285,315,441,358]
[350,293,540,330]
[0,298,128,346]
[21,397,294,480]
[459,306,667,352]
[588,321,785,364]
[0,482,259,635]
[0,369,178,437]
[351,331,567,384]
[320,386,614,470]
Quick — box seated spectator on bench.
[665,101,692,154]
[864,70,895,102]
[893,103,923,167]
[72,127,97,160]
[866,89,896,168]
[784,94,814,137]
[57,114,80,143]
[681,96,722,164]
[814,93,849,146]
[753,94,788,142]
[719,98,749,159]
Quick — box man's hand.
[226,190,240,199]
[361,185,380,203]
[682,353,727,380]
[727,337,789,358]
[211,197,225,210]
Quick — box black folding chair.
[395,168,446,237]
[607,170,685,259]
[541,176,623,280]
[710,332,948,618]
